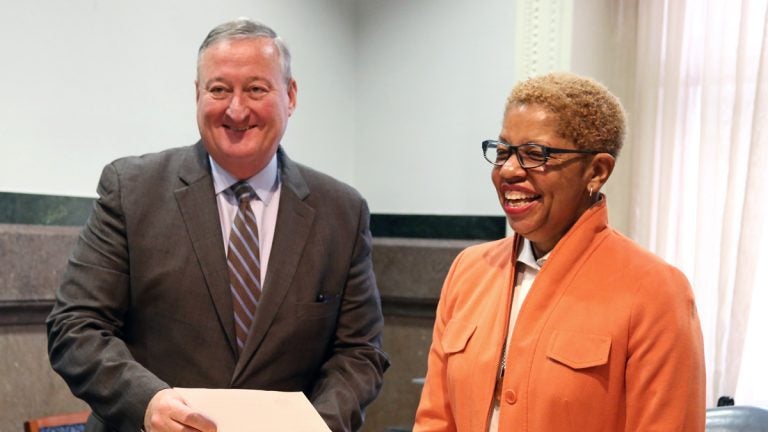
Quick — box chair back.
[706,406,768,432]
[23,410,90,432]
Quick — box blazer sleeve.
[308,198,391,432]
[46,163,169,431]
[624,265,706,431]
[412,251,465,432]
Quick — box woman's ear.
[587,153,616,193]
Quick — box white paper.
[175,388,331,432]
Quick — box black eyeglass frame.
[482,139,608,169]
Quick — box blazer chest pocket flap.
[547,330,611,369]
[296,297,340,320]
[441,320,477,354]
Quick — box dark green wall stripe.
[0,192,505,240]
[370,214,505,240]
[0,192,93,226]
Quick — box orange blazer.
[414,200,705,432]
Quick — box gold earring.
[589,186,594,198]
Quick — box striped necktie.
[227,181,262,353]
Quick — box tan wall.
[0,325,88,431]
[0,224,87,431]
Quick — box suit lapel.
[174,142,238,357]
[233,148,315,380]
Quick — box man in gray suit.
[47,18,389,432]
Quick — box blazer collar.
[276,146,310,200]
[178,141,211,186]
[509,197,610,344]
[175,142,238,358]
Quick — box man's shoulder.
[281,152,364,203]
[109,144,196,172]
[98,144,205,196]
[296,163,358,193]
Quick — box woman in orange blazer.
[414,73,705,432]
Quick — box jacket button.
[504,389,517,404]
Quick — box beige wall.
[569,0,638,235]
[514,0,637,235]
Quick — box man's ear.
[195,80,200,102]
[287,79,297,116]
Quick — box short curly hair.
[506,72,626,156]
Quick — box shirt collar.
[210,154,280,205]
[517,237,550,271]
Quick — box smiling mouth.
[504,191,540,208]
[224,125,257,132]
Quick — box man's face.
[196,37,297,179]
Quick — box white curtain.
[629,0,768,407]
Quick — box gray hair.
[197,18,292,83]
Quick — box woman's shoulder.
[600,228,677,268]
[457,236,517,261]
[597,228,691,292]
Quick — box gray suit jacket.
[47,142,389,432]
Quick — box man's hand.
[144,388,217,432]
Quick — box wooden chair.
[24,410,90,432]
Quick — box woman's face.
[492,104,597,257]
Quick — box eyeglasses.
[482,139,605,169]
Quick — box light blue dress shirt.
[210,154,281,288]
